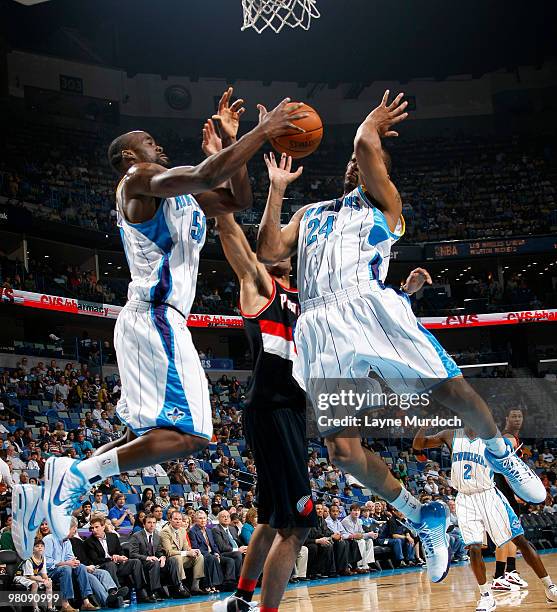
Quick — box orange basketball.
[271,103,323,159]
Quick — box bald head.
[107,131,168,175]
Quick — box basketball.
[271,102,323,159]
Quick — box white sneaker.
[491,576,520,592]
[212,596,258,612]
[476,594,496,611]
[43,456,89,540]
[546,583,557,603]
[12,484,45,559]
[409,501,450,583]
[504,570,528,589]
[484,439,547,504]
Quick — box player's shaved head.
[107,130,169,175]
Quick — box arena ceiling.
[2,0,556,84]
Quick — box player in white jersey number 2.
[256,90,546,584]
[11,89,312,559]
[414,427,557,611]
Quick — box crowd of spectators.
[2,351,557,605]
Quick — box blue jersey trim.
[495,488,524,540]
[417,322,462,379]
[357,185,404,241]
[129,200,173,253]
[150,304,194,434]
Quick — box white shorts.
[455,487,524,547]
[294,282,461,434]
[114,301,212,440]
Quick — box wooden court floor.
[135,553,557,611]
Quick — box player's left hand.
[365,90,409,138]
[212,86,245,143]
[202,119,222,157]
[264,151,303,189]
[402,267,432,295]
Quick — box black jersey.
[242,279,306,412]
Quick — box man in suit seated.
[128,513,188,599]
[304,503,336,579]
[84,515,154,603]
[159,510,205,595]
[211,510,247,581]
[189,510,236,588]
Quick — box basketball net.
[241,0,320,34]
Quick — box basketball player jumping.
[414,426,557,611]
[202,116,314,611]
[256,90,546,583]
[12,89,310,558]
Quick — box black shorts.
[494,473,521,515]
[244,406,317,529]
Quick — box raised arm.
[123,99,308,201]
[413,427,454,451]
[354,90,408,231]
[195,88,254,217]
[256,152,307,264]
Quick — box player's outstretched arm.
[413,427,453,451]
[196,89,254,217]
[215,213,271,291]
[354,90,409,232]
[257,152,306,264]
[125,99,309,200]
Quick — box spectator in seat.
[156,486,171,509]
[326,504,360,575]
[91,490,109,515]
[112,472,137,495]
[184,460,209,486]
[0,514,15,550]
[43,523,100,612]
[164,494,184,519]
[447,499,468,563]
[159,509,206,595]
[341,503,376,572]
[189,510,236,588]
[107,493,135,530]
[380,509,416,567]
[68,518,127,609]
[239,508,257,545]
[73,432,93,459]
[211,510,247,581]
[152,504,166,533]
[13,538,55,612]
[424,475,440,496]
[84,515,154,603]
[138,488,155,512]
[305,503,336,579]
[129,513,188,599]
[75,501,93,528]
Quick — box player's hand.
[402,267,432,295]
[264,152,303,189]
[202,119,223,157]
[364,90,409,138]
[211,87,245,143]
[257,98,309,139]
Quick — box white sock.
[390,486,422,523]
[483,432,507,457]
[78,448,121,484]
[542,575,553,588]
[478,582,491,596]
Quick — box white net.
[241,0,320,34]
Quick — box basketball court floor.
[129,551,557,611]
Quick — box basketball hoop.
[241,0,320,34]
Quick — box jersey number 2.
[191,211,206,243]
[463,464,472,480]
[306,215,334,246]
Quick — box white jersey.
[296,186,404,303]
[450,429,494,495]
[116,181,206,315]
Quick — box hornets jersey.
[296,185,404,303]
[451,429,494,494]
[116,181,206,316]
